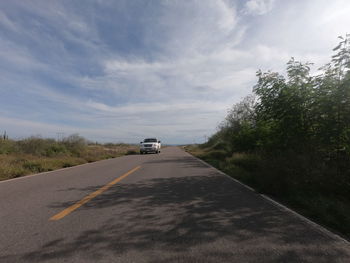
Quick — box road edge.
[184,148,350,244]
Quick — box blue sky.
[1,0,350,144]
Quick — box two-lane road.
[0,147,349,262]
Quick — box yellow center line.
[49,165,141,221]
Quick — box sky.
[0,0,350,144]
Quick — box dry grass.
[0,144,138,181]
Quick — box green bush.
[226,153,260,172]
[17,137,54,155]
[44,144,68,157]
[0,139,17,154]
[206,150,228,160]
[23,161,44,173]
[62,134,87,156]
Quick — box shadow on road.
[11,155,350,262]
[144,156,210,169]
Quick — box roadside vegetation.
[186,35,350,238]
[0,134,138,181]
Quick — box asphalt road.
[0,147,349,262]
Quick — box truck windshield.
[144,138,157,142]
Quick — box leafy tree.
[314,35,350,155]
[207,34,350,175]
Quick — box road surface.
[0,147,349,262]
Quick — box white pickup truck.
[140,138,161,154]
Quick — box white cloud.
[244,0,275,15]
[100,46,256,103]
[1,0,350,143]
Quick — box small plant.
[44,144,67,157]
[23,161,44,173]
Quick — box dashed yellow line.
[50,166,141,221]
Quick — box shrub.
[62,134,87,156]
[206,150,228,160]
[226,153,261,171]
[17,137,55,156]
[0,139,18,154]
[44,144,68,157]
[23,161,44,173]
